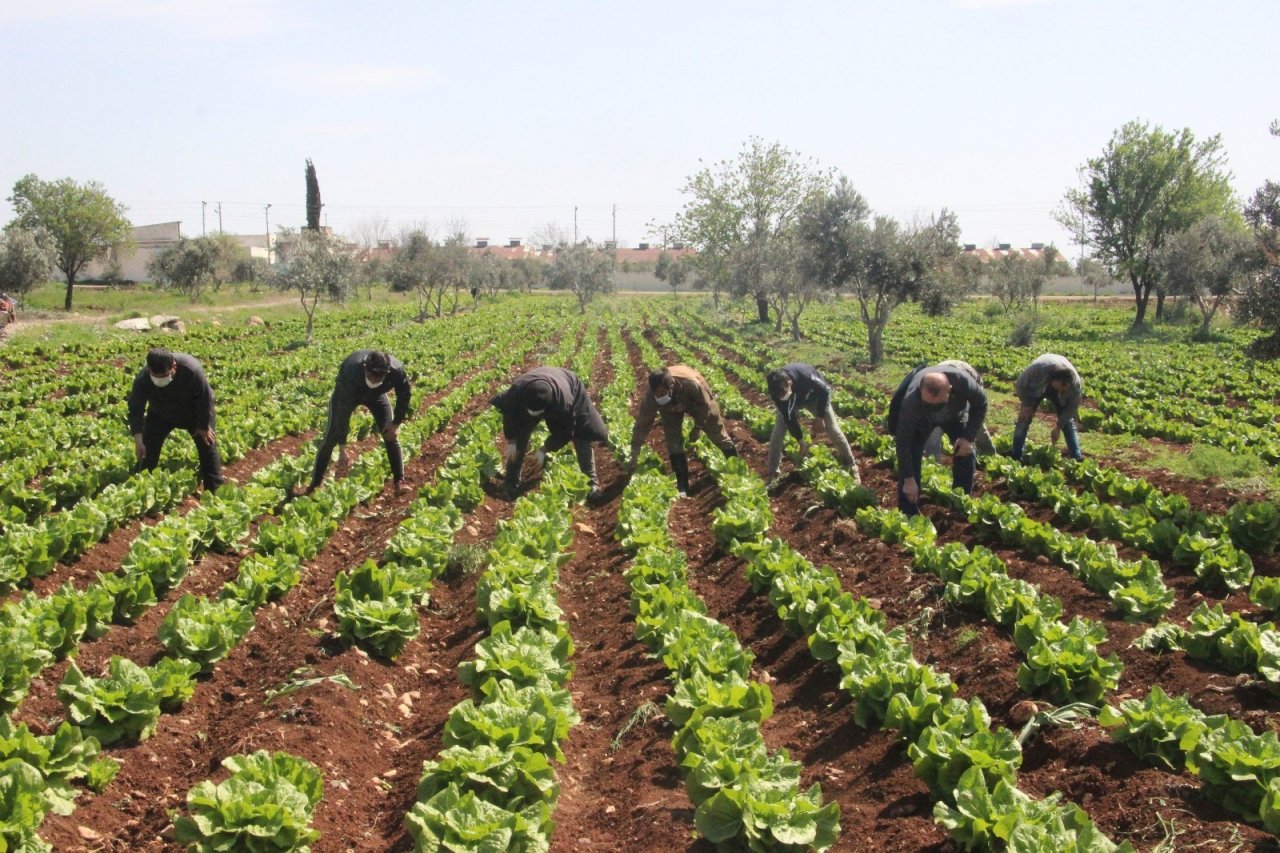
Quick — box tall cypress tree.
[305,159,322,231]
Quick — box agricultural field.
[2,294,1280,852]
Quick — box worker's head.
[363,351,391,388]
[920,371,951,405]
[146,348,177,387]
[524,379,553,417]
[766,369,793,402]
[1047,366,1074,395]
[648,368,675,406]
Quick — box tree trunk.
[1131,278,1150,329]
[790,314,802,341]
[1155,288,1167,321]
[755,292,769,324]
[868,323,884,366]
[774,307,784,333]
[64,274,74,311]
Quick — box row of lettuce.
[666,311,1280,841]
[1,312,549,851]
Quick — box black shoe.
[587,488,604,506]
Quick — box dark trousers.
[898,419,975,516]
[503,437,598,489]
[141,415,224,491]
[310,395,403,489]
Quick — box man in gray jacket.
[889,361,988,516]
[764,363,859,485]
[307,350,411,494]
[1012,353,1084,461]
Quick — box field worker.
[0,292,15,324]
[764,363,859,485]
[923,359,996,461]
[1012,353,1084,462]
[888,361,988,516]
[490,366,609,504]
[306,350,411,495]
[627,365,738,497]
[128,347,224,491]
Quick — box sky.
[1,0,1276,255]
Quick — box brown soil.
[28,318,1280,853]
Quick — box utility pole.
[264,204,272,264]
[201,201,207,236]
[612,204,616,247]
[573,206,578,245]
[216,202,223,234]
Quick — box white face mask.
[150,373,174,388]
[655,393,672,406]
[365,375,384,389]
[777,389,792,401]
[526,408,545,418]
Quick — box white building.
[84,222,270,282]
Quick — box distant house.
[83,222,273,282]
[961,243,1059,264]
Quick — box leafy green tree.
[270,230,355,343]
[546,242,614,313]
[0,228,53,300]
[667,137,830,323]
[1156,216,1257,340]
[1075,256,1112,302]
[7,174,131,310]
[305,159,322,231]
[1058,120,1237,329]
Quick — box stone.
[247,315,265,326]
[149,315,180,327]
[114,317,151,331]
[160,318,186,334]
[77,826,103,841]
[832,519,860,544]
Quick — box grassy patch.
[1146,444,1280,498]
[443,543,488,581]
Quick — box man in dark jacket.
[307,350,411,494]
[491,366,609,503]
[627,365,737,497]
[765,363,859,485]
[889,361,988,516]
[128,348,224,491]
[1012,353,1084,461]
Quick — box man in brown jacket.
[627,365,738,496]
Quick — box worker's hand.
[903,478,920,504]
[382,422,399,442]
[503,444,520,465]
[134,434,146,461]
[195,427,215,445]
[1050,426,1061,446]
[954,438,974,457]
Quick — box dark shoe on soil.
[586,488,604,506]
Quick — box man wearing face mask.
[888,361,988,516]
[764,364,859,487]
[127,347,224,491]
[306,350,411,495]
[627,366,737,497]
[490,366,609,504]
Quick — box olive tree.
[1156,216,1256,340]
[271,229,356,343]
[7,174,131,311]
[546,242,614,314]
[0,228,53,301]
[667,137,830,324]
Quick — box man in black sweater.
[490,366,608,504]
[127,348,224,491]
[307,350,411,494]
[764,363,859,485]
